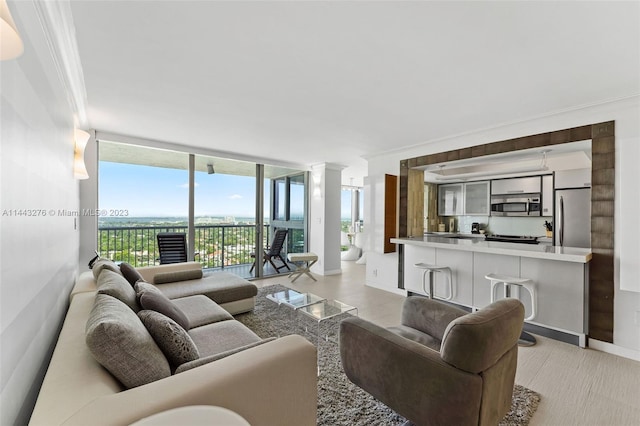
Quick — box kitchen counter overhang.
[392,235,591,346]
[391,236,592,263]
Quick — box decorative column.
[309,163,344,275]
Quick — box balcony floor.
[204,260,294,280]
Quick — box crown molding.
[32,0,88,128]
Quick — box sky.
[100,162,263,217]
[99,162,316,218]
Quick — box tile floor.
[254,261,640,426]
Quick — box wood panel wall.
[425,182,439,232]
[407,169,425,237]
[384,174,398,253]
[398,121,615,342]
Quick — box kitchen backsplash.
[455,215,551,237]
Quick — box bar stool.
[485,273,537,346]
[414,263,453,301]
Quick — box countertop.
[391,235,592,263]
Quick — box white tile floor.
[254,261,640,426]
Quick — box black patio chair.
[250,229,291,273]
[157,232,188,264]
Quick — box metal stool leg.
[421,269,434,299]
[442,267,453,301]
[506,283,537,346]
[486,274,537,347]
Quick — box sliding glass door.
[270,172,308,260]
[98,140,308,279]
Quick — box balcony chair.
[157,232,188,265]
[340,296,525,426]
[250,229,291,273]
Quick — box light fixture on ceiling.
[207,163,215,174]
[433,150,550,181]
[74,129,90,180]
[0,0,24,61]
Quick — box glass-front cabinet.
[438,183,463,216]
[463,181,490,215]
[438,181,489,216]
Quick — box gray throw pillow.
[139,290,190,330]
[97,269,140,312]
[138,310,200,368]
[92,258,122,280]
[119,262,144,286]
[86,294,171,388]
[153,269,203,284]
[134,281,165,298]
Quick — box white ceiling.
[69,1,639,177]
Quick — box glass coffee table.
[266,289,325,309]
[266,289,358,374]
[297,299,359,348]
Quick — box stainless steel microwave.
[490,194,541,216]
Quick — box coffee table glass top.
[266,289,326,309]
[297,299,357,321]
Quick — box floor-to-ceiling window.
[98,142,189,266]
[97,140,307,279]
[270,171,308,259]
[193,155,257,273]
[340,185,364,258]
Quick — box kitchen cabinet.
[555,168,591,189]
[438,183,463,216]
[463,181,490,215]
[520,258,587,334]
[541,175,553,216]
[438,181,489,216]
[491,176,541,195]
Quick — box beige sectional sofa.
[29,261,317,426]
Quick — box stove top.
[484,234,540,244]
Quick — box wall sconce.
[207,163,215,174]
[74,129,90,180]
[312,171,322,199]
[1,0,24,61]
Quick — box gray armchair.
[339,297,525,426]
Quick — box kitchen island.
[392,235,592,346]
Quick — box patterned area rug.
[235,284,541,426]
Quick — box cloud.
[229,194,242,200]
[179,182,199,188]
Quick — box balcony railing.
[98,224,306,269]
[99,224,269,269]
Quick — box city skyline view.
[99,161,356,220]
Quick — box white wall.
[0,3,80,424]
[365,96,640,353]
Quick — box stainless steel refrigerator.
[554,188,591,248]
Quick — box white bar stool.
[414,263,453,301]
[485,273,537,346]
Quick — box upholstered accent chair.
[339,297,525,426]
